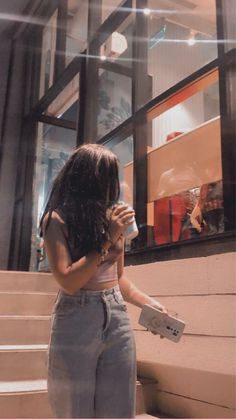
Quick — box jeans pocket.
[114,292,128,312]
[53,298,79,318]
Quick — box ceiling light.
[110,32,128,56]
[101,32,128,62]
[188,30,196,46]
[143,8,151,16]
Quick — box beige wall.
[148,116,222,201]
[124,252,236,418]
[124,116,222,203]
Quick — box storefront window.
[108,136,133,203]
[97,69,132,139]
[150,79,220,148]
[97,14,133,139]
[146,80,224,247]
[141,0,218,107]
[30,123,77,271]
[107,135,134,250]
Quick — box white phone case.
[138,304,185,343]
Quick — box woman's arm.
[117,240,167,312]
[43,205,135,294]
[43,212,112,294]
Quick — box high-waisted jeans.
[47,284,137,418]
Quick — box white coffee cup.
[117,201,139,240]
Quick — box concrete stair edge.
[0,378,160,418]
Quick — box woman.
[41,144,167,419]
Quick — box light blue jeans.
[47,284,137,418]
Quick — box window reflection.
[106,136,134,251]
[143,0,218,107]
[31,124,77,271]
[97,69,132,139]
[97,14,133,139]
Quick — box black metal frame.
[216,0,236,232]
[54,0,68,82]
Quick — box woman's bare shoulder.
[42,210,67,236]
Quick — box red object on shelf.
[171,195,187,242]
[153,194,189,245]
[154,198,171,245]
[166,131,183,142]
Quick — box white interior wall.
[148,21,217,147]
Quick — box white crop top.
[68,235,123,285]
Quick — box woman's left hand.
[150,302,168,314]
[146,301,168,338]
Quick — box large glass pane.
[151,80,220,148]
[39,10,58,98]
[107,135,134,250]
[66,0,89,65]
[146,80,224,247]
[30,124,77,271]
[97,69,132,139]
[143,0,218,106]
[97,15,133,139]
[44,74,79,122]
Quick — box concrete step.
[0,379,158,418]
[0,345,48,381]
[0,271,57,293]
[136,415,165,419]
[0,348,163,414]
[0,316,51,345]
[0,292,55,316]
[0,380,53,418]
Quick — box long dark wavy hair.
[40,144,120,255]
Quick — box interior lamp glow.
[110,32,128,56]
[144,8,151,15]
[101,31,128,61]
[188,30,196,46]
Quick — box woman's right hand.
[108,203,135,243]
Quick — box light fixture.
[188,29,196,46]
[110,32,128,56]
[101,32,128,61]
[143,8,151,16]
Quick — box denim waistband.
[59,284,121,300]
